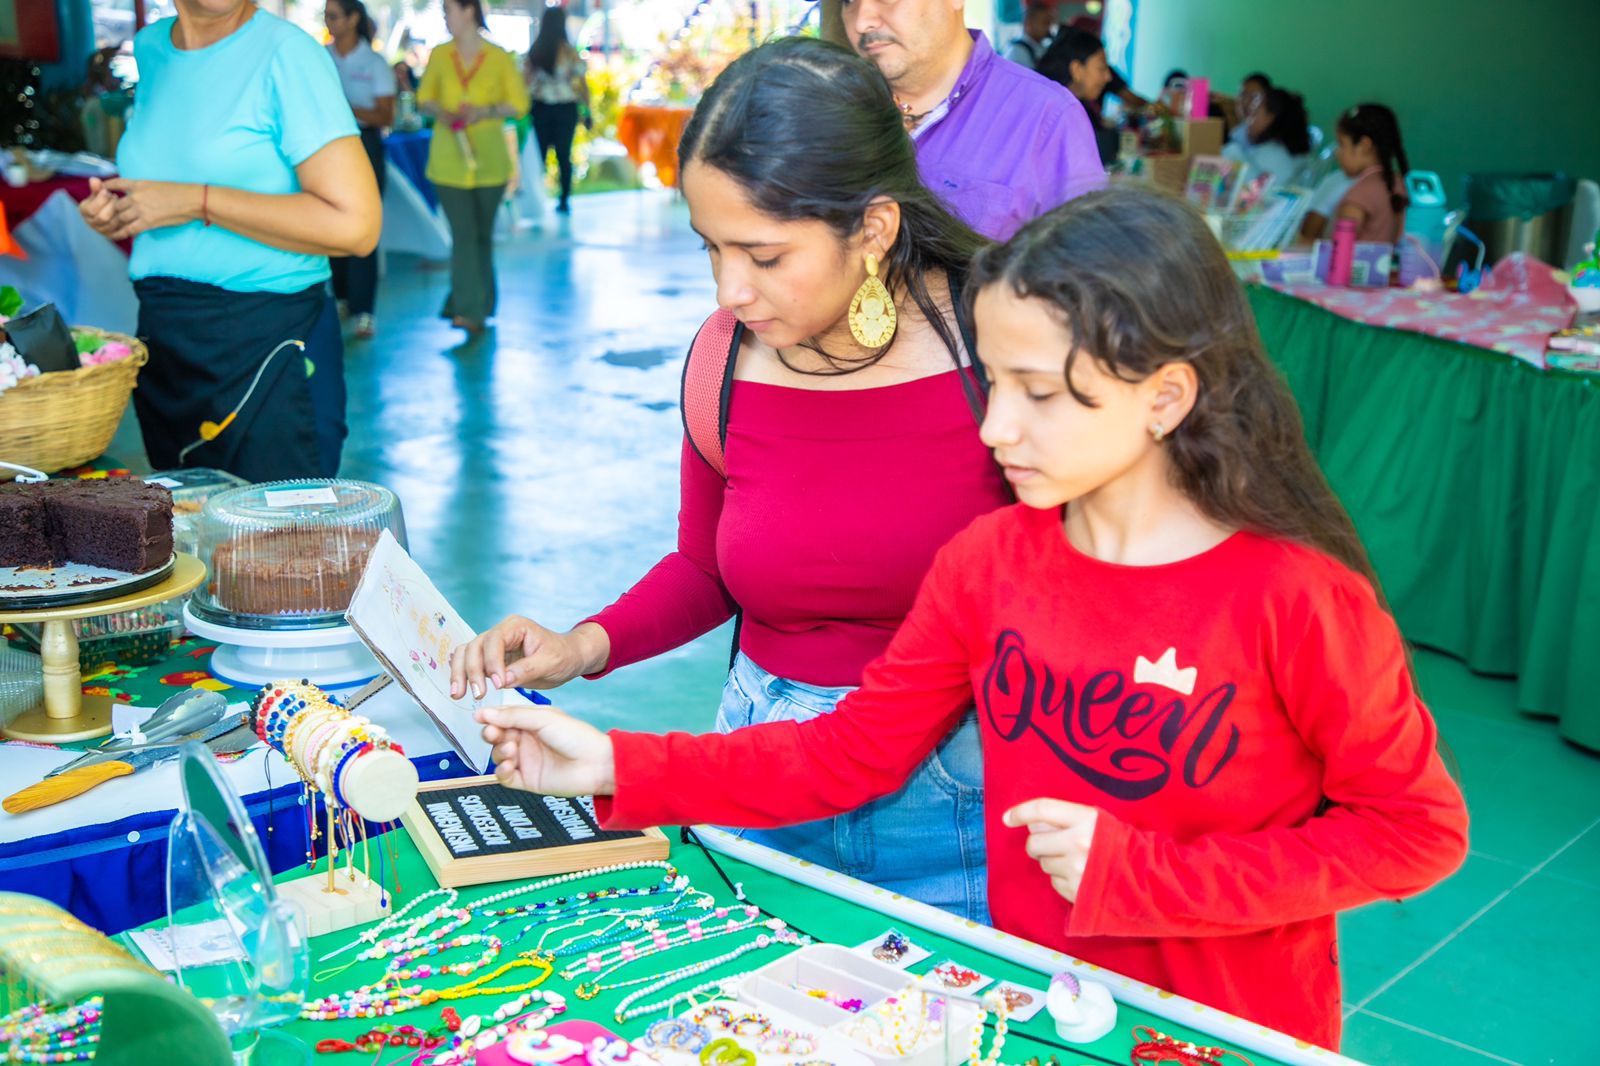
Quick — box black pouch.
[4,303,79,374]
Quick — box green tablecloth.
[1248,286,1600,750]
[267,828,1296,1066]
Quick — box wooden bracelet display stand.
[255,682,420,937]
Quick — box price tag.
[263,487,339,508]
[145,477,183,489]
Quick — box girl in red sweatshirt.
[471,185,1470,1051]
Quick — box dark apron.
[133,277,345,481]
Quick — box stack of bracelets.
[253,680,407,809]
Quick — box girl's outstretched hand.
[474,703,616,798]
[1002,797,1100,902]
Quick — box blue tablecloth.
[384,129,437,210]
[0,750,480,934]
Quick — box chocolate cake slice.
[0,478,174,574]
[0,484,53,567]
[39,480,174,573]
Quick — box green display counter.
[1248,286,1600,751]
[261,827,1311,1066]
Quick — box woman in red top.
[450,37,1011,921]
[471,185,1470,1050]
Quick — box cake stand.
[181,605,379,691]
[0,553,207,742]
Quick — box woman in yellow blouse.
[418,0,529,333]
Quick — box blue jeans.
[714,652,989,924]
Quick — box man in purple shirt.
[843,0,1106,240]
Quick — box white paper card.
[263,487,340,508]
[344,530,496,772]
[127,920,248,972]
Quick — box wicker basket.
[0,327,148,475]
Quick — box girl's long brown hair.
[970,185,1382,594]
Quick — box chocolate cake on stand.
[182,480,406,690]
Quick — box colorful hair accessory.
[870,931,909,963]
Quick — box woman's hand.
[1002,797,1100,902]
[77,177,122,239]
[102,178,202,239]
[476,703,615,797]
[449,616,609,700]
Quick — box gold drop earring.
[848,252,897,348]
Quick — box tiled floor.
[107,191,1600,1065]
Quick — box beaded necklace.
[967,990,1011,1066]
[530,893,712,959]
[0,998,101,1065]
[421,990,568,1066]
[610,928,810,1023]
[470,861,682,913]
[318,886,462,963]
[300,952,552,1021]
[568,908,766,995]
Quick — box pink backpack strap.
[681,309,742,479]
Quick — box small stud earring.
[1150,422,1166,442]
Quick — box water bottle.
[1327,218,1357,287]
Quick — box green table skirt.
[1248,287,1600,750]
[267,829,1295,1066]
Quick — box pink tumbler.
[1327,218,1357,287]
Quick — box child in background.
[1332,103,1410,242]
[470,186,1469,1052]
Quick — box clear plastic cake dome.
[188,479,406,630]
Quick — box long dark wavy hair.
[528,7,570,76]
[969,185,1380,592]
[678,36,986,376]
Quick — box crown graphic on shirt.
[1133,647,1197,696]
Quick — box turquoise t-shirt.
[118,11,358,293]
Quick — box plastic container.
[12,602,185,670]
[738,944,979,1066]
[0,646,43,726]
[1464,171,1577,265]
[188,479,406,630]
[144,467,249,556]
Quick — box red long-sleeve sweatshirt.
[598,504,1470,1050]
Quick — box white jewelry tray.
[642,998,871,1066]
[738,943,981,1066]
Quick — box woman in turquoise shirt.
[78,0,381,480]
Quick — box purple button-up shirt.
[911,31,1106,241]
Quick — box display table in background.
[384,128,438,209]
[0,185,137,332]
[617,105,694,188]
[1249,285,1600,750]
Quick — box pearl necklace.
[319,887,461,963]
[610,929,810,1023]
[471,861,682,912]
[568,909,766,993]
